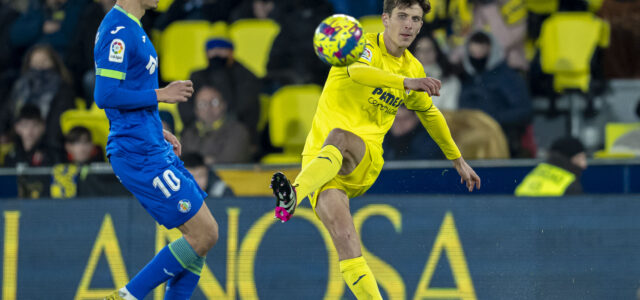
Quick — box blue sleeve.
[94,75,157,109]
[94,24,157,109]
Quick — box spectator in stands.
[64,126,103,164]
[471,0,528,71]
[154,0,239,30]
[4,105,55,167]
[182,152,234,197]
[515,137,587,196]
[230,0,276,21]
[188,37,260,147]
[181,85,252,164]
[458,31,533,157]
[266,0,333,87]
[412,34,461,111]
[383,105,444,160]
[0,44,75,156]
[66,0,115,104]
[448,0,527,71]
[9,0,87,57]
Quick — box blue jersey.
[94,5,170,157]
[94,6,206,229]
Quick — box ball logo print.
[178,199,191,213]
[108,39,125,63]
[313,14,366,67]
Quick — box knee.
[189,222,218,256]
[325,128,350,152]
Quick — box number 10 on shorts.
[153,169,181,198]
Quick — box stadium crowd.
[0,0,638,172]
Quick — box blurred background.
[0,0,639,299]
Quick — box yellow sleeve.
[347,63,406,90]
[412,101,462,160]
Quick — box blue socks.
[164,256,205,299]
[126,237,202,299]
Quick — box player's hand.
[156,80,194,103]
[163,129,182,156]
[452,157,481,192]
[403,77,441,96]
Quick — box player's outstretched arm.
[452,156,481,192]
[156,80,194,104]
[347,63,406,90]
[348,63,442,96]
[412,104,481,192]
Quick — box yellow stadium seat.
[158,102,184,136]
[160,21,212,82]
[60,108,110,159]
[538,12,609,93]
[229,19,280,78]
[261,85,322,164]
[594,123,640,158]
[359,15,384,35]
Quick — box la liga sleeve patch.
[360,47,372,63]
[109,39,125,63]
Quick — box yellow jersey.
[302,32,461,160]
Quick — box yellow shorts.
[302,141,384,210]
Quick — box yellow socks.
[339,256,382,300]
[294,144,343,203]
[340,256,382,300]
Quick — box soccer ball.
[313,14,366,67]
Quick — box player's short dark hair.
[182,152,206,168]
[383,0,431,15]
[16,104,43,123]
[469,31,492,46]
[65,126,92,144]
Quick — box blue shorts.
[110,151,206,229]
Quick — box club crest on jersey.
[360,47,372,63]
[109,39,125,63]
[178,199,191,213]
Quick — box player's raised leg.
[315,189,382,300]
[271,128,365,221]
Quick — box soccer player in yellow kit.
[270,0,481,299]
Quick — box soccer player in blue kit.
[94,0,218,299]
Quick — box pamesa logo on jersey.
[178,199,191,213]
